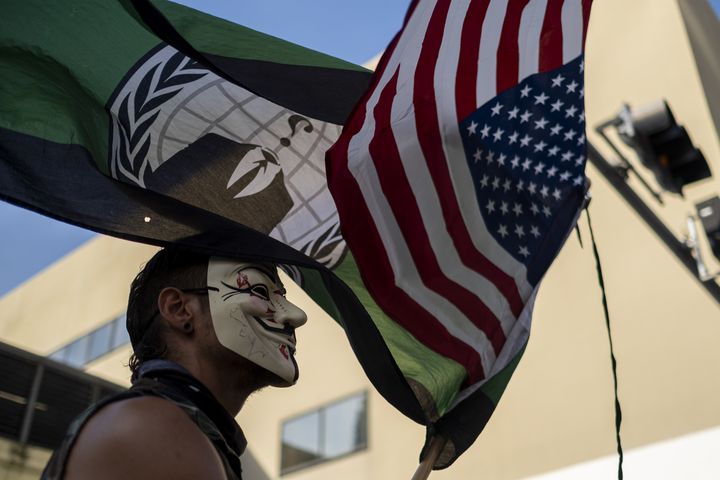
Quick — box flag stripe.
[446,2,535,300]
[476,0,510,108]
[538,0,565,72]
[582,0,592,49]
[497,0,530,94]
[518,0,550,80]
[408,0,523,327]
[373,66,506,358]
[387,0,513,350]
[334,69,489,382]
[331,0,495,382]
[561,0,583,62]
[456,0,491,121]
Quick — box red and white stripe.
[327,0,592,387]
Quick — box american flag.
[327,0,592,393]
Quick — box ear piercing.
[182,322,193,333]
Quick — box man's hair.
[127,247,209,377]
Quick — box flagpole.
[411,435,448,480]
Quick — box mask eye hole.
[250,284,270,300]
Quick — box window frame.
[279,390,369,476]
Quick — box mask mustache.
[252,316,295,337]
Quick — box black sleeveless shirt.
[41,360,246,479]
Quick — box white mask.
[207,257,307,386]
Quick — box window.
[280,391,368,474]
[48,313,131,368]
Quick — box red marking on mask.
[237,273,250,289]
[279,344,289,360]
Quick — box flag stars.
[566,80,579,93]
[498,224,509,238]
[534,92,549,105]
[467,121,478,135]
[480,124,491,138]
[573,175,585,186]
[540,185,550,197]
[493,128,504,142]
[527,181,537,194]
[575,154,585,166]
[577,133,586,145]
[561,151,574,162]
[564,129,577,141]
[551,74,565,87]
[508,131,519,144]
[500,201,509,215]
[530,225,541,238]
[550,124,563,136]
[486,151,495,164]
[534,162,546,175]
[559,171,572,182]
[534,140,547,152]
[552,188,562,201]
[497,153,507,166]
[551,99,564,112]
[520,111,532,123]
[519,246,530,257]
[510,155,520,169]
[508,106,520,120]
[480,174,489,188]
[548,146,560,157]
[491,102,503,116]
[486,200,496,213]
[512,203,523,216]
[580,60,585,72]
[547,166,558,178]
[534,117,548,130]
[530,203,540,215]
[503,179,512,192]
[473,148,482,163]
[492,177,501,189]
[522,158,532,171]
[514,225,525,238]
[516,179,525,192]
[520,134,532,147]
[565,105,578,118]
[543,205,552,217]
[520,85,532,98]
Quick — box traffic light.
[618,100,711,194]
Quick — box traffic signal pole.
[586,141,720,305]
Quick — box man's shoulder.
[64,396,226,480]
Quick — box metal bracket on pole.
[586,142,720,304]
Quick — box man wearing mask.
[43,247,308,480]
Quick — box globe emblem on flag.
[108,45,347,268]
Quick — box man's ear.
[157,287,195,334]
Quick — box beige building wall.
[1,0,720,478]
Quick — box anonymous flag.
[327,0,593,467]
[0,0,448,455]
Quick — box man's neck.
[173,356,264,416]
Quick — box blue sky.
[1,0,719,296]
